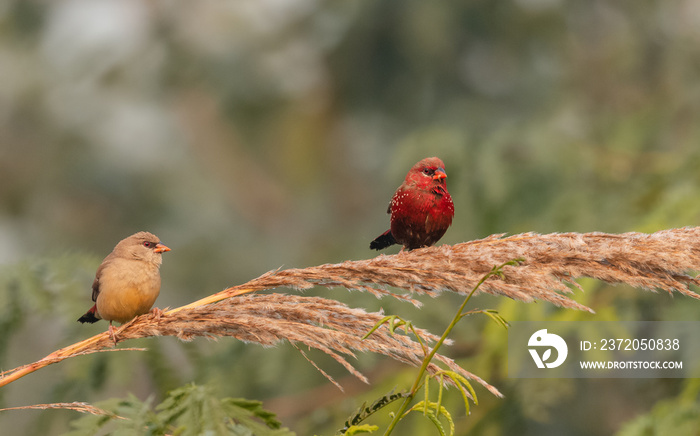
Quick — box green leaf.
[483,309,510,329]
[362,315,403,339]
[344,424,380,435]
[439,370,477,407]
[406,401,454,436]
[339,390,408,433]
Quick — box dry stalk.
[2,228,700,395]
[0,402,124,419]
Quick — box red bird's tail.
[77,304,100,324]
[370,230,397,250]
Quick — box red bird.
[370,157,454,251]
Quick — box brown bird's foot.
[108,323,118,346]
[149,307,165,322]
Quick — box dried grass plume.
[2,227,700,396]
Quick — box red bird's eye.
[143,241,152,248]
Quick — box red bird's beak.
[154,243,171,253]
[433,168,447,180]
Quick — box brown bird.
[78,231,170,342]
[370,157,454,251]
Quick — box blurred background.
[2,0,700,434]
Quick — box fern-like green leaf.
[406,401,454,436]
[65,384,293,436]
[339,390,407,434]
[343,424,380,435]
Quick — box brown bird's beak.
[433,168,447,180]
[154,243,171,253]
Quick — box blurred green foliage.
[64,383,293,436]
[2,0,700,434]
[617,378,700,436]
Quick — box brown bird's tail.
[77,304,100,324]
[370,230,397,250]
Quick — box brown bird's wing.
[91,276,100,302]
[78,265,105,323]
[91,253,114,302]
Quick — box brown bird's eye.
[143,241,152,248]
